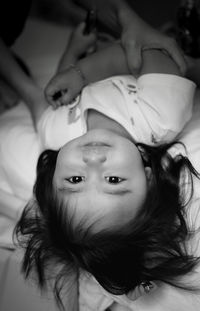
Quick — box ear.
[137,145,150,164]
[144,166,152,184]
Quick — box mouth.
[83,142,111,147]
[79,129,119,148]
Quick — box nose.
[82,147,107,163]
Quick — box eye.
[105,176,124,184]
[66,176,85,184]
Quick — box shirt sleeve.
[79,272,113,311]
[133,74,196,145]
[37,100,83,150]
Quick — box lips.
[83,142,111,147]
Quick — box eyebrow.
[104,189,132,196]
[58,187,81,193]
[58,187,132,196]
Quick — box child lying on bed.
[12,20,200,311]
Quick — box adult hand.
[73,0,186,75]
[57,22,97,72]
[120,11,186,75]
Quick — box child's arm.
[45,42,129,107]
[45,42,181,107]
[140,47,180,76]
[78,45,181,81]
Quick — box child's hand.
[45,65,85,108]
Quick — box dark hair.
[15,142,200,309]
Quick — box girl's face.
[53,129,150,229]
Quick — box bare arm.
[73,0,186,73]
[45,41,181,107]
[77,44,181,82]
[0,38,48,126]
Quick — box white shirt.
[38,74,195,150]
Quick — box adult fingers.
[162,37,187,75]
[122,38,142,74]
[77,21,86,32]
[78,22,97,38]
[75,22,97,49]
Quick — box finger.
[60,90,75,106]
[76,22,86,33]
[45,87,64,106]
[45,74,68,102]
[53,99,63,110]
[45,82,57,101]
[44,90,55,107]
[44,79,62,100]
[51,91,69,109]
[77,22,96,38]
[55,89,68,100]
[47,98,57,109]
[52,90,64,101]
[45,89,61,107]
[48,97,58,109]
[163,38,187,75]
[123,39,142,73]
[82,25,97,42]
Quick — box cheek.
[57,147,80,170]
[58,147,73,163]
[125,168,148,215]
[130,180,147,206]
[124,156,145,182]
[98,194,146,229]
[65,194,104,229]
[119,143,143,167]
[131,169,148,203]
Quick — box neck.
[87,109,134,142]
